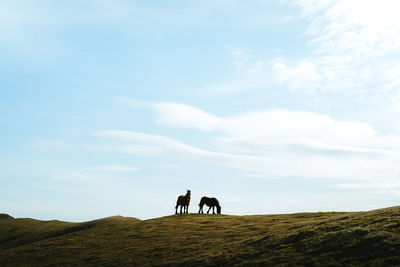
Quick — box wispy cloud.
[197,1,400,135]
[273,58,321,94]
[278,0,400,95]
[119,98,400,149]
[94,122,400,181]
[111,98,400,181]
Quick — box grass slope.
[1,207,400,266]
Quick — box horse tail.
[176,196,182,208]
[198,197,203,207]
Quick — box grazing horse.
[175,190,191,214]
[198,196,221,214]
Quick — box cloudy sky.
[1,0,400,221]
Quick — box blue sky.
[2,0,400,221]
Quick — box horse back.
[208,197,218,205]
[200,196,219,207]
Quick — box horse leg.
[198,204,202,214]
[207,206,212,214]
[180,205,183,214]
[175,205,178,214]
[212,206,215,214]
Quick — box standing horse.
[175,190,191,214]
[198,196,221,214]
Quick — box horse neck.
[185,192,191,200]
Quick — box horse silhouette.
[198,196,221,214]
[175,190,191,214]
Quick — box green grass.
[1,206,400,266]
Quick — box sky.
[1,0,400,221]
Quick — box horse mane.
[185,191,191,204]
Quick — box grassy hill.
[1,207,400,266]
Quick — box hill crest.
[1,206,400,266]
[0,214,14,220]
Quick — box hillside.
[1,207,400,266]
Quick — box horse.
[175,190,191,214]
[198,196,221,214]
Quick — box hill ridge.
[1,206,400,266]
[0,214,14,220]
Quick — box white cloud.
[112,99,400,182]
[273,58,321,93]
[222,109,379,146]
[278,0,400,94]
[153,102,222,132]
[298,0,400,57]
[120,98,400,149]
[129,99,389,148]
[201,0,400,133]
[215,137,396,158]
[196,1,400,138]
